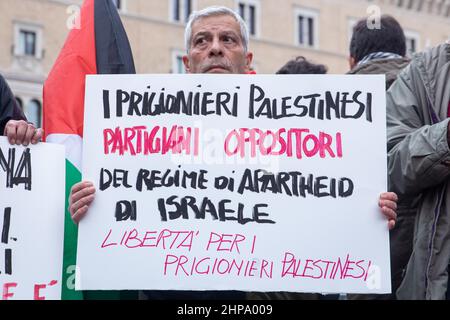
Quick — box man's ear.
[245,52,254,72]
[349,56,356,69]
[182,55,191,73]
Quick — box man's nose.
[208,38,224,57]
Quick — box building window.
[25,100,41,127]
[295,8,319,49]
[171,0,193,23]
[405,30,420,57]
[14,22,43,59]
[19,30,36,56]
[236,0,259,37]
[172,50,186,74]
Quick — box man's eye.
[195,38,207,45]
[223,36,235,43]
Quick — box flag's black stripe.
[95,0,136,74]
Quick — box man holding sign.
[0,75,43,146]
[69,6,397,299]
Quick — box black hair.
[349,15,406,63]
[276,56,328,74]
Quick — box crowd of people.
[1,5,449,300]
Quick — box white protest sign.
[0,137,65,300]
[78,74,390,294]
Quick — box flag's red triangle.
[43,0,96,139]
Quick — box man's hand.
[69,181,96,224]
[379,192,398,230]
[4,120,43,146]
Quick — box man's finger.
[15,122,28,145]
[388,220,396,230]
[4,122,17,144]
[70,181,94,196]
[379,199,397,211]
[71,186,96,206]
[72,205,89,224]
[69,191,95,216]
[70,194,95,215]
[381,206,397,221]
[23,125,36,146]
[31,128,43,144]
[380,192,398,202]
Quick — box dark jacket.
[0,74,26,135]
[387,43,450,299]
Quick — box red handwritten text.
[1,280,58,300]
[103,125,200,156]
[206,232,247,253]
[163,254,274,279]
[101,228,198,251]
[224,128,342,159]
[281,252,372,281]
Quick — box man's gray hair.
[184,6,250,53]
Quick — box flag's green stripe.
[61,159,83,300]
[63,160,138,300]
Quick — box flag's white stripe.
[47,133,82,171]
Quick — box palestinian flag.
[43,0,136,300]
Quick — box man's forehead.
[191,14,240,34]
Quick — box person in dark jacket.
[0,74,43,145]
[348,15,410,89]
[387,43,450,300]
[347,15,414,300]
